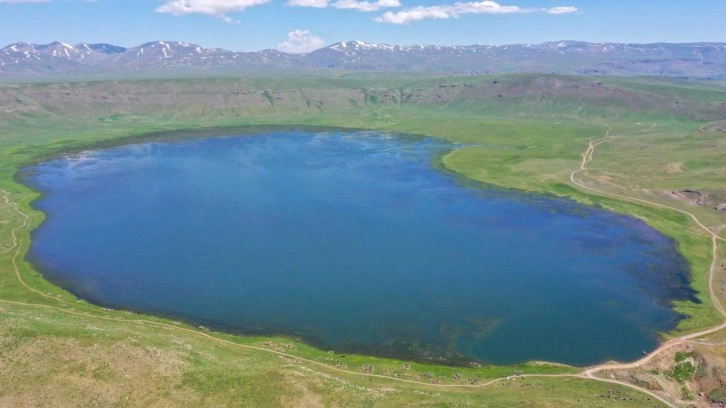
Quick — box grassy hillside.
[0,73,724,406]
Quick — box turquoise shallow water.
[26,131,697,366]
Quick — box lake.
[26,130,697,366]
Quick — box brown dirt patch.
[598,338,726,408]
[665,162,683,174]
[280,371,325,408]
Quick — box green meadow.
[0,73,724,406]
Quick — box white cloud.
[287,0,398,12]
[277,29,325,53]
[333,0,399,12]
[0,0,51,3]
[547,6,577,14]
[286,0,328,7]
[376,1,532,24]
[376,7,448,24]
[155,0,271,23]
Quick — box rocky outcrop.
[682,190,708,206]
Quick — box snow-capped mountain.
[310,40,726,75]
[2,41,124,62]
[2,40,725,79]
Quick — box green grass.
[670,362,696,383]
[0,72,724,405]
[709,388,726,403]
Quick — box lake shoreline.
[22,129,698,367]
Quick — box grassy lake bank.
[1,73,724,406]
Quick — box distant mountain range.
[2,40,726,80]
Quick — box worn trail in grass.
[569,128,726,407]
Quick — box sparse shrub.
[671,361,696,382]
[708,388,726,403]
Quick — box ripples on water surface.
[26,131,697,365]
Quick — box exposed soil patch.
[598,340,726,408]
[667,189,726,211]
[668,190,707,206]
[700,121,726,133]
[665,162,683,174]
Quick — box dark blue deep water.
[26,131,697,366]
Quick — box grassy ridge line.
[0,73,723,405]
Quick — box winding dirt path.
[569,125,726,407]
[0,124,724,407]
[570,133,726,315]
[1,189,62,302]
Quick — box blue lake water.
[26,131,697,366]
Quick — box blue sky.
[1,0,724,52]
